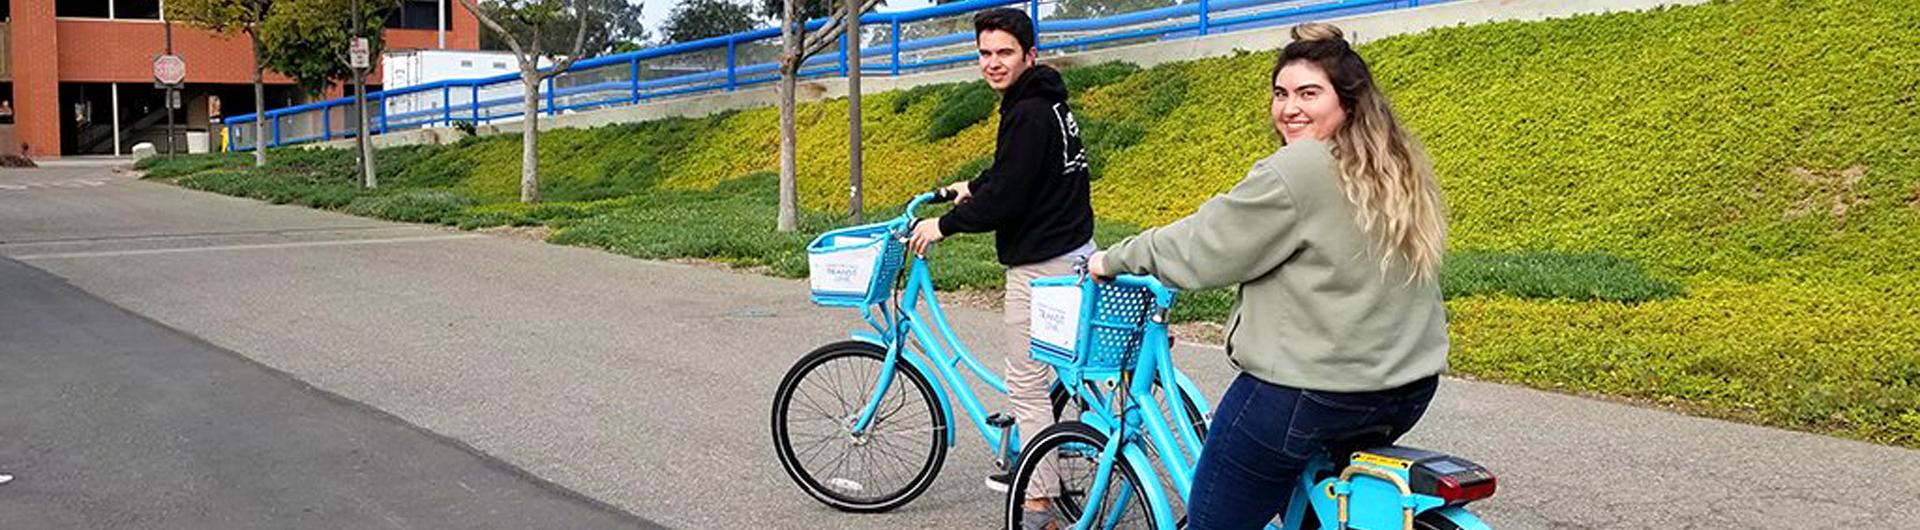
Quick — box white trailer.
[381,49,554,125]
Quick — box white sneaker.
[0,473,12,485]
[985,471,1012,493]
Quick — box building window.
[116,0,161,19]
[55,0,110,18]
[385,0,454,31]
[54,0,161,19]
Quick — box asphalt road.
[2,165,1917,529]
[0,252,656,529]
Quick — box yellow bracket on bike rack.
[1336,465,1416,530]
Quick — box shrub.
[1060,61,1142,93]
[174,166,359,208]
[137,152,251,178]
[925,81,999,142]
[1442,251,1682,303]
[344,191,477,223]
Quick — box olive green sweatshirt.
[1102,140,1448,392]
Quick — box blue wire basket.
[1028,276,1154,380]
[806,221,907,307]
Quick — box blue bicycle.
[771,190,1211,513]
[1004,272,1498,530]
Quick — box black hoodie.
[938,65,1096,266]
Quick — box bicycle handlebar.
[1069,254,1177,308]
[901,188,958,222]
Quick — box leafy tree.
[661,0,761,44]
[167,0,278,167]
[457,0,616,202]
[262,0,399,188]
[260,0,398,97]
[1051,0,1176,20]
[757,0,827,21]
[772,0,879,230]
[476,0,647,57]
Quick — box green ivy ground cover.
[142,0,1920,446]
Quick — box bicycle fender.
[1424,506,1493,530]
[851,332,957,447]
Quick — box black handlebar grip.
[929,188,959,204]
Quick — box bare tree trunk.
[778,73,799,232]
[360,75,378,188]
[776,0,802,232]
[251,36,267,167]
[520,72,541,203]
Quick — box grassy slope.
[143,0,1920,446]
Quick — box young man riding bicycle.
[905,7,1096,526]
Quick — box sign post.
[154,50,186,156]
[350,2,375,188]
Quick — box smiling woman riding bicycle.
[1088,22,1450,530]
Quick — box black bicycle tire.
[770,340,947,513]
[1006,421,1162,530]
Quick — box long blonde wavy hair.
[1276,23,1447,282]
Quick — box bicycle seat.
[1323,426,1396,474]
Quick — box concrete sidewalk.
[3,165,1917,529]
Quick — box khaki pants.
[1004,248,1090,498]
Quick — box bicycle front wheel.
[770,340,947,512]
[1054,379,1208,525]
[1007,421,1163,530]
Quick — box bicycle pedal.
[986,413,1017,428]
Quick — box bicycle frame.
[1058,274,1490,530]
[1062,274,1204,530]
[838,191,1024,459]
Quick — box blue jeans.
[1186,373,1439,530]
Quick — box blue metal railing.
[221,0,1438,151]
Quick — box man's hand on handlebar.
[943,181,973,204]
[908,219,945,256]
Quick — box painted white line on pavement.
[12,234,486,260]
[3,226,424,248]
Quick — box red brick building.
[2,0,481,158]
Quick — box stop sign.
[154,54,186,85]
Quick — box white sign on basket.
[809,239,881,297]
[1029,283,1083,354]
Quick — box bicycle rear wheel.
[1007,421,1161,530]
[1415,511,1468,530]
[771,341,946,512]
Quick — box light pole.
[847,0,863,223]
[165,18,176,157]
